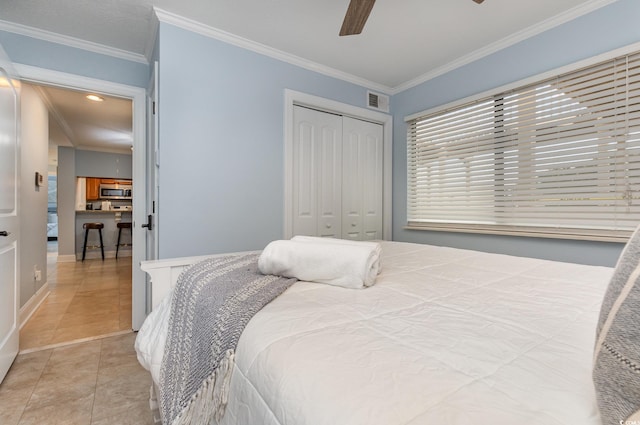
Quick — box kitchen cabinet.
[86,178,132,201]
[86,178,101,200]
[100,178,131,185]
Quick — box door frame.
[283,89,393,240]
[15,64,148,330]
[145,61,159,314]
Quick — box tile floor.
[0,333,153,425]
[1,252,152,424]
[20,256,133,351]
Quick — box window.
[406,51,640,242]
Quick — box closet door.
[342,117,383,240]
[292,106,343,238]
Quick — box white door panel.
[0,245,16,340]
[342,129,362,240]
[317,126,341,238]
[293,106,342,238]
[293,120,317,236]
[342,117,383,241]
[0,58,20,383]
[362,130,383,240]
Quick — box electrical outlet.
[34,266,42,281]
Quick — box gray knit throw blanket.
[159,253,297,425]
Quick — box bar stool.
[82,222,104,261]
[116,222,132,259]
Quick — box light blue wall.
[156,23,375,258]
[0,30,149,88]
[57,147,76,258]
[75,150,132,179]
[391,0,640,267]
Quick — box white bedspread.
[136,241,613,425]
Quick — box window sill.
[404,223,631,243]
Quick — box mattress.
[135,241,613,425]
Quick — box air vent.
[367,91,389,112]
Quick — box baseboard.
[19,282,50,329]
[57,254,77,263]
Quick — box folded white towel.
[291,235,382,274]
[258,238,382,289]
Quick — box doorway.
[19,81,137,351]
[16,65,148,347]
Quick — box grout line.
[88,338,104,425]
[15,349,53,425]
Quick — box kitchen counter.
[75,210,133,260]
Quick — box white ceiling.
[30,83,133,155]
[1,0,617,91]
[2,0,616,158]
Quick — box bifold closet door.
[342,117,383,240]
[292,106,343,238]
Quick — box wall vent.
[367,91,389,112]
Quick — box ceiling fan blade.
[339,0,376,36]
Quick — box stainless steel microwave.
[99,183,132,200]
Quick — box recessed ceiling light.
[86,94,104,102]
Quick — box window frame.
[405,42,640,243]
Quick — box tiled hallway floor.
[0,255,152,424]
[0,333,153,425]
[20,257,133,351]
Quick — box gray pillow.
[593,227,640,424]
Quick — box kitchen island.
[75,209,132,260]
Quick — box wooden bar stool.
[116,222,132,259]
[82,222,104,261]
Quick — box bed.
[136,240,616,425]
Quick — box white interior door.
[0,50,20,383]
[342,117,383,240]
[292,106,342,238]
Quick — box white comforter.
[136,241,613,425]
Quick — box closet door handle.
[0,231,9,237]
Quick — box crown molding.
[153,7,393,95]
[391,0,619,94]
[0,19,148,64]
[0,0,618,96]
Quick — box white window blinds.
[407,52,640,241]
